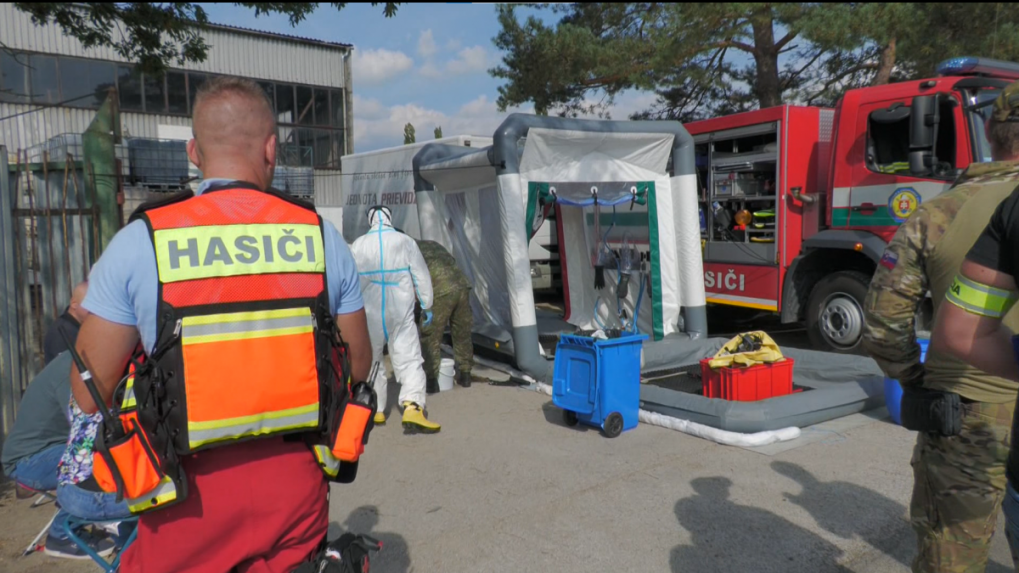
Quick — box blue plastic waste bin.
[552,332,648,438]
[884,337,929,425]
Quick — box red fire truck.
[685,56,1019,352]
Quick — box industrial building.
[0,3,353,202]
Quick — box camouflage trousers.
[419,287,473,380]
[911,399,1014,573]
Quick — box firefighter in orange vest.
[69,76,373,573]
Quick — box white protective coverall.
[351,208,434,413]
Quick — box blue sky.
[199,3,657,153]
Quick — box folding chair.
[64,514,138,573]
[15,482,59,557]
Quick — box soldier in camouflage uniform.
[862,80,1019,573]
[415,239,475,392]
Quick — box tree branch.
[719,39,755,53]
[781,49,823,90]
[806,61,880,105]
[775,30,798,52]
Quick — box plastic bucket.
[885,338,929,425]
[438,358,455,392]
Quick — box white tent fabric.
[416,126,704,346]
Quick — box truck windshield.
[968,88,1001,163]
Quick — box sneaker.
[44,530,116,560]
[97,521,122,536]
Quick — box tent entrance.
[526,180,669,341]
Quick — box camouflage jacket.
[415,240,471,298]
[862,160,1019,402]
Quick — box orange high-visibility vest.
[137,182,333,455]
[88,182,367,516]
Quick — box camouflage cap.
[993,79,1019,122]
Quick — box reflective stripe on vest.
[180,307,320,451]
[312,444,341,478]
[121,369,137,410]
[126,475,179,514]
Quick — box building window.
[188,72,207,110]
[313,88,329,126]
[0,51,29,103]
[118,65,143,112]
[167,72,188,114]
[144,73,165,113]
[330,89,344,130]
[61,58,116,109]
[276,83,296,124]
[295,85,314,125]
[29,55,59,104]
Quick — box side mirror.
[909,95,940,176]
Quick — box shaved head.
[188,76,278,189]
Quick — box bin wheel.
[603,412,624,438]
[563,410,579,427]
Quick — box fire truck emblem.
[888,188,921,223]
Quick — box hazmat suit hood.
[367,205,393,229]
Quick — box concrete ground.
[2,366,1014,573]
[0,304,1012,572]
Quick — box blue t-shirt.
[83,180,364,353]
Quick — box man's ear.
[266,133,278,170]
[186,139,202,169]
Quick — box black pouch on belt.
[900,386,963,436]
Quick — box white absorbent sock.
[456,345,801,447]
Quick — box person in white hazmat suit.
[351,206,441,433]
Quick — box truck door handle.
[852,203,877,213]
[790,186,816,205]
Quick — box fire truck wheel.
[806,271,870,354]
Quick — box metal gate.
[1,145,101,439]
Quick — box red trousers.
[120,438,328,573]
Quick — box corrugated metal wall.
[0,4,349,87]
[315,171,345,207]
[0,105,194,158]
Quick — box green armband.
[946,274,1018,318]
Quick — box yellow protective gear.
[707,331,785,369]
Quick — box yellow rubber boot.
[374,412,386,425]
[401,402,440,434]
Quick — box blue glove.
[423,310,433,327]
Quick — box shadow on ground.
[771,461,911,567]
[329,505,410,573]
[769,461,1015,573]
[670,476,853,572]
[540,400,596,433]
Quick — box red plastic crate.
[699,357,795,401]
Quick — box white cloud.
[419,62,444,79]
[446,39,462,52]
[417,30,438,58]
[350,91,661,154]
[352,48,414,86]
[351,95,389,121]
[446,46,490,76]
[351,93,533,153]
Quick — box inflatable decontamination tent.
[412,114,707,383]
